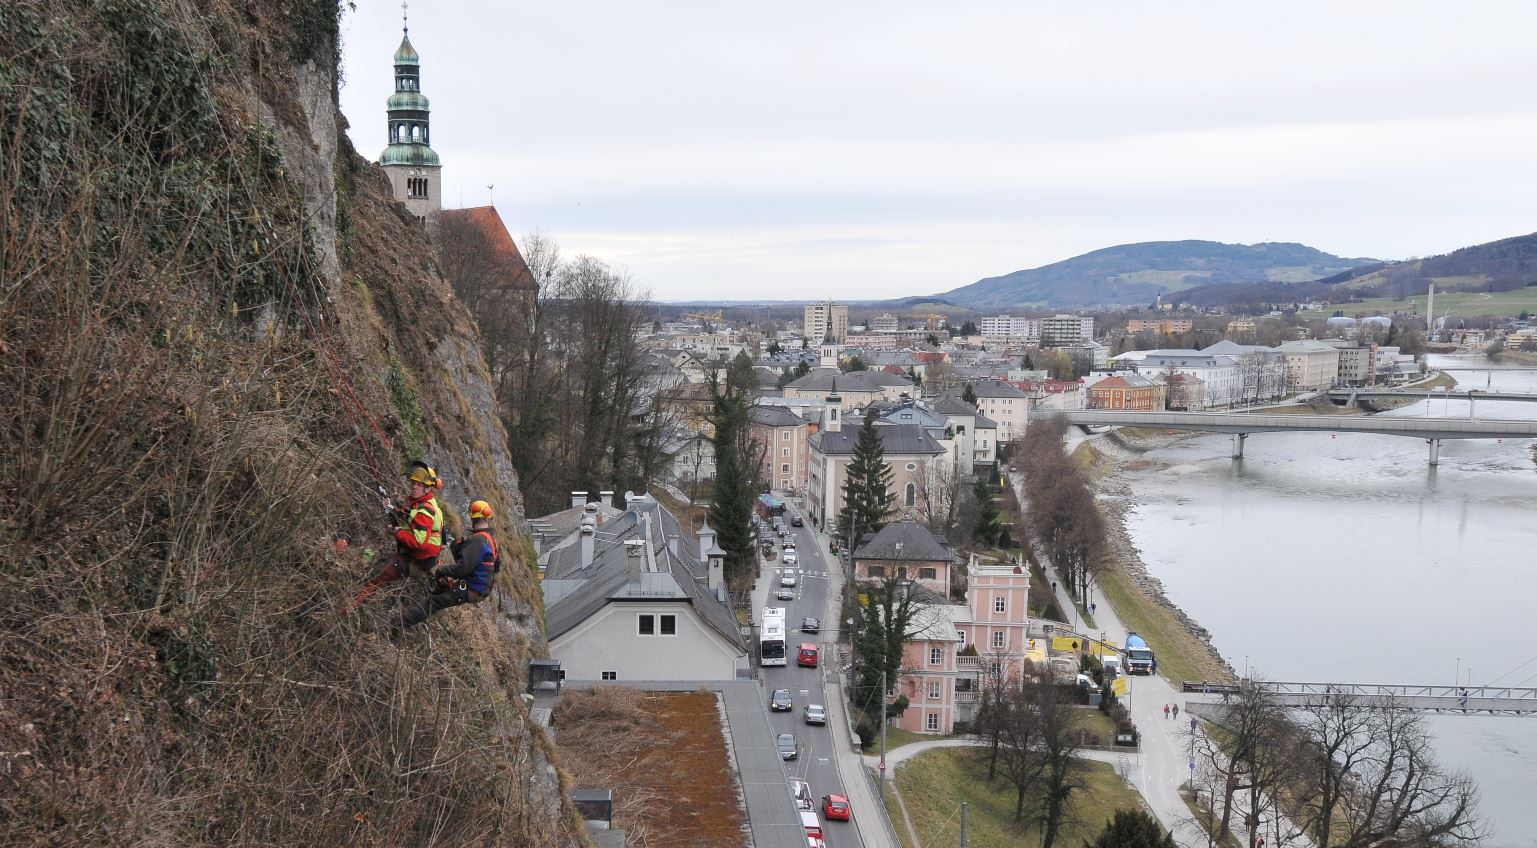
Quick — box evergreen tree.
[793,360,811,378]
[972,476,1001,546]
[961,382,978,406]
[835,414,895,549]
[959,320,979,336]
[906,366,922,387]
[726,349,757,396]
[1084,809,1176,848]
[706,374,755,587]
[854,575,921,705]
[1022,352,1036,370]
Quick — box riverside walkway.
[1057,410,1537,464]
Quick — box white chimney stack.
[570,491,587,510]
[707,549,724,592]
[624,538,646,583]
[579,520,596,568]
[696,519,716,557]
[599,490,616,510]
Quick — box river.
[1117,355,1537,847]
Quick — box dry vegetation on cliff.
[0,1,573,844]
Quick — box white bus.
[761,607,787,667]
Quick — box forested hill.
[935,240,1373,308]
[1,2,579,845]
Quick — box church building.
[379,18,441,225]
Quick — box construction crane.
[684,309,723,328]
[925,312,946,331]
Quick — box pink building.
[885,556,1032,735]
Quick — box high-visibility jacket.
[395,492,444,558]
[444,529,498,595]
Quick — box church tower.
[380,10,442,226]
[819,331,841,370]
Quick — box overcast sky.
[338,2,1537,302]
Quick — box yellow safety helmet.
[469,500,494,521]
[406,463,438,487]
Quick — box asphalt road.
[758,502,864,848]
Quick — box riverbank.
[1075,431,1234,686]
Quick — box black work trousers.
[398,585,485,629]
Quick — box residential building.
[1158,372,1206,410]
[1060,340,1110,369]
[1277,340,1342,390]
[978,315,1042,342]
[781,369,915,410]
[1132,351,1242,408]
[852,519,956,598]
[1226,319,1258,335]
[747,403,810,492]
[1320,339,1380,385]
[1128,318,1193,334]
[930,397,998,474]
[869,313,901,333]
[844,333,898,350]
[1088,374,1166,410]
[803,301,849,344]
[807,398,947,531]
[966,379,1031,440]
[1040,314,1095,347]
[539,498,748,681]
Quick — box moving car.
[771,689,793,711]
[791,515,804,527]
[776,587,795,601]
[776,732,799,760]
[780,572,798,587]
[783,537,796,550]
[803,703,826,725]
[822,794,851,822]
[797,643,819,668]
[801,617,820,634]
[783,552,799,565]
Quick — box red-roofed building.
[437,206,538,310]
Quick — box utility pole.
[960,801,970,848]
[879,668,887,786]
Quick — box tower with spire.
[380,3,442,226]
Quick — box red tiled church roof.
[437,206,537,291]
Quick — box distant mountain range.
[933,240,1376,309]
[1175,231,1537,310]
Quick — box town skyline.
[338,2,1537,302]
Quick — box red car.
[797,643,819,667]
[822,793,851,822]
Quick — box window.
[638,615,655,635]
[992,631,1006,649]
[927,681,941,699]
[905,462,917,471]
[660,615,676,636]
[994,596,1006,613]
[407,176,429,199]
[782,447,790,457]
[868,565,886,578]
[904,482,916,507]
[781,463,790,474]
[919,567,936,580]
[926,712,940,731]
[602,671,617,681]
[782,431,790,441]
[929,647,942,665]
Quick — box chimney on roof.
[696,519,716,558]
[666,535,680,557]
[599,490,616,509]
[570,491,587,510]
[579,521,596,569]
[624,538,646,583]
[706,544,724,592]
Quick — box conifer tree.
[973,476,1001,547]
[706,374,755,586]
[962,382,978,406]
[836,414,894,549]
[1085,809,1176,848]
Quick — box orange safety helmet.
[469,500,493,521]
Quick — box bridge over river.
[1327,387,1537,404]
[1058,410,1537,464]
[1180,681,1537,715]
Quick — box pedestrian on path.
[1164,704,1170,719]
[1172,704,1180,720]
[1090,601,1097,616]
[1051,580,1058,593]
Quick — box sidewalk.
[810,514,898,848]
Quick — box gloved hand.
[430,572,454,594]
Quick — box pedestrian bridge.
[1327,388,1537,404]
[1058,410,1537,464]
[1180,681,1537,716]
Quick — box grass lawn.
[1074,707,1118,746]
[1094,558,1230,687]
[887,748,1147,848]
[862,725,929,754]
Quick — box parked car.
[776,732,799,760]
[791,515,804,527]
[780,572,798,587]
[803,703,826,725]
[797,643,819,668]
[801,617,820,634]
[770,689,793,711]
[822,794,851,822]
[776,587,795,601]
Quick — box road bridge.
[1058,410,1537,465]
[1180,681,1537,716]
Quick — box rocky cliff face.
[0,1,574,845]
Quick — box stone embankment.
[1089,429,1237,680]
